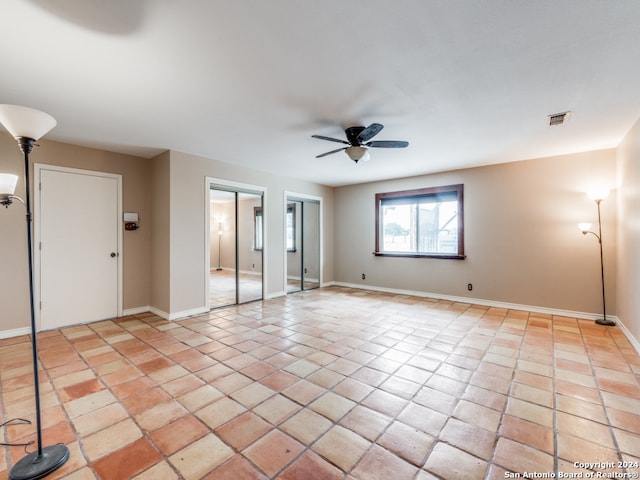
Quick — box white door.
[37,167,121,330]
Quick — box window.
[254,206,263,250]
[254,203,296,251]
[285,203,296,252]
[375,184,464,258]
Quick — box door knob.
[110,252,118,258]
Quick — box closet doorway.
[286,194,321,293]
[208,180,264,309]
[36,165,122,329]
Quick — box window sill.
[373,252,466,260]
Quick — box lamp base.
[9,444,70,480]
[595,318,616,327]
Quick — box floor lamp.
[216,221,223,271]
[579,188,615,327]
[0,105,70,480]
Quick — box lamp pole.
[579,191,615,327]
[216,222,223,271]
[593,199,613,326]
[0,105,70,480]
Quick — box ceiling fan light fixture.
[346,146,369,163]
[312,123,407,162]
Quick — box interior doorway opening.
[35,165,122,330]
[208,182,264,309]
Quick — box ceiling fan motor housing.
[345,126,366,145]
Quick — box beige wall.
[616,118,640,343]
[162,150,334,317]
[150,151,171,314]
[334,149,617,316]
[0,133,31,331]
[0,133,152,331]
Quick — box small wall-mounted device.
[124,212,139,231]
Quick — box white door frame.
[205,177,267,310]
[34,164,123,330]
[284,191,323,291]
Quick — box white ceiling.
[2,1,640,187]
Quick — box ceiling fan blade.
[367,140,409,148]
[311,134,349,145]
[357,123,384,142]
[316,147,347,158]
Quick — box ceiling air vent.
[548,111,571,126]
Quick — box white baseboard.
[148,305,209,321]
[615,317,640,355]
[330,281,639,354]
[0,327,31,340]
[332,281,596,319]
[239,269,263,276]
[287,275,320,283]
[148,306,169,320]
[265,290,287,300]
[123,306,152,316]
[210,267,263,276]
[168,306,209,321]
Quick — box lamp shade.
[346,146,370,162]
[578,222,592,232]
[0,104,57,140]
[0,173,18,196]
[586,188,609,201]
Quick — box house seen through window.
[375,184,464,258]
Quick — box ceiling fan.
[312,123,409,163]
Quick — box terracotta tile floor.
[1,286,640,479]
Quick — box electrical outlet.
[362,273,366,280]
[467,283,473,291]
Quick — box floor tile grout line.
[188,301,373,479]
[582,324,627,474]
[79,316,223,479]
[184,296,471,477]
[39,328,102,478]
[483,309,530,480]
[252,300,498,477]
[1,287,639,479]
[64,321,170,479]
[127,308,352,479]
[551,313,560,477]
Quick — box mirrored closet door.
[209,186,263,308]
[286,196,321,293]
